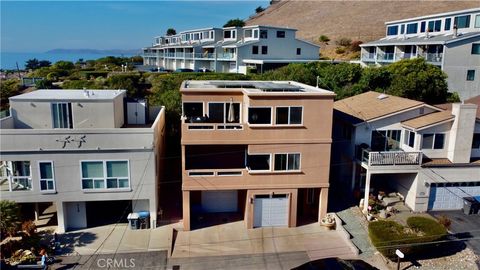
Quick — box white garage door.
[201,190,238,212]
[253,195,289,228]
[428,182,480,210]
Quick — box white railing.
[418,53,443,63]
[1,176,33,191]
[185,123,243,130]
[362,149,422,166]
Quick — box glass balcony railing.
[166,52,175,57]
[376,53,395,62]
[419,53,443,63]
[217,52,235,59]
[395,53,416,60]
[361,53,376,61]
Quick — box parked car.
[292,258,378,270]
[196,68,212,73]
[175,68,194,73]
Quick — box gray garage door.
[201,190,238,212]
[253,194,289,228]
[428,182,480,210]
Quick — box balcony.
[166,52,176,58]
[418,53,443,64]
[361,53,376,62]
[1,176,33,192]
[376,53,394,62]
[143,52,157,57]
[360,148,423,166]
[185,53,194,59]
[217,52,236,60]
[395,53,416,60]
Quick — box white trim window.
[275,106,303,125]
[208,102,241,123]
[81,160,130,190]
[274,153,301,171]
[248,107,272,125]
[422,133,445,149]
[404,130,415,148]
[51,103,73,129]
[38,161,55,191]
[0,161,32,191]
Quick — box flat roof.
[10,89,126,101]
[386,8,480,25]
[334,91,424,122]
[181,80,334,96]
[401,111,454,130]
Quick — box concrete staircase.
[336,207,373,256]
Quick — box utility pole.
[15,62,21,79]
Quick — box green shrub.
[80,71,109,79]
[319,35,330,42]
[335,47,346,54]
[369,217,447,259]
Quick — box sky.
[1,0,269,52]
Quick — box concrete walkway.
[172,221,357,260]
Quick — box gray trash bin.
[463,197,479,215]
[127,213,140,230]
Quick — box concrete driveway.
[432,210,480,255]
[171,221,357,260]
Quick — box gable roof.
[401,110,454,130]
[435,95,480,121]
[333,91,424,123]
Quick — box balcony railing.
[361,148,422,166]
[1,176,33,192]
[217,52,235,59]
[143,53,157,57]
[186,123,243,130]
[395,53,416,60]
[419,53,443,63]
[376,53,394,62]
[184,53,194,58]
[361,53,376,61]
[166,52,175,57]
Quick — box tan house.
[180,81,335,230]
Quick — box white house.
[360,8,480,101]
[332,91,480,213]
[142,25,320,74]
[0,90,165,232]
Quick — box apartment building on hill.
[360,8,480,101]
[0,89,165,232]
[179,80,335,230]
[142,25,320,74]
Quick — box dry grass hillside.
[246,0,479,59]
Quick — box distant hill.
[246,0,479,58]
[46,48,141,55]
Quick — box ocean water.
[0,52,138,70]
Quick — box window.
[1,161,32,191]
[260,30,268,39]
[371,130,401,151]
[261,46,268,55]
[274,153,300,171]
[454,15,471,29]
[400,24,405,34]
[224,30,232,39]
[183,102,203,120]
[275,106,302,125]
[245,29,252,38]
[406,23,418,34]
[51,103,73,129]
[467,70,475,81]
[252,45,259,55]
[434,20,441,32]
[476,14,480,28]
[445,18,451,30]
[247,154,270,171]
[253,29,259,38]
[420,21,426,33]
[296,48,301,55]
[248,107,271,124]
[387,25,398,36]
[472,44,480,54]
[428,21,434,32]
[208,102,240,123]
[422,133,445,149]
[472,133,480,148]
[39,161,55,191]
[276,31,285,38]
[404,130,415,148]
[81,161,130,190]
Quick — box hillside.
[246,0,479,59]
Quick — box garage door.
[253,194,289,228]
[201,191,238,212]
[428,182,480,210]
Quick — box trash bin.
[138,211,150,229]
[127,213,140,230]
[463,197,480,215]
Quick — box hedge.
[368,217,447,259]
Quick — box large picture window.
[52,103,73,129]
[183,102,203,120]
[39,161,55,191]
[248,107,271,125]
[387,25,398,36]
[422,133,445,149]
[208,102,240,123]
[454,15,471,29]
[1,161,32,191]
[274,153,300,171]
[275,106,302,125]
[81,160,130,190]
[247,154,270,171]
